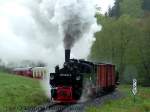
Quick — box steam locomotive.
[50,49,119,103]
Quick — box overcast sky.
[0,0,115,14]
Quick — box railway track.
[25,102,71,112]
[25,90,122,112]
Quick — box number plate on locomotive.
[59,74,72,76]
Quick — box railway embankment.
[86,85,150,112]
[0,71,47,112]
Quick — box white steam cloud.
[0,0,101,67]
[0,0,101,68]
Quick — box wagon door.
[96,64,107,89]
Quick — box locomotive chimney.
[65,49,70,62]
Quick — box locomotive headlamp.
[76,76,81,80]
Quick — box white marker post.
[132,79,137,103]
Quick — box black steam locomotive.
[50,49,118,103]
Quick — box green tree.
[91,15,150,84]
[91,15,137,82]
[92,5,150,85]
[108,0,122,18]
[120,0,143,18]
[143,0,150,11]
[136,16,150,85]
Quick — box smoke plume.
[52,0,99,49]
[0,0,101,67]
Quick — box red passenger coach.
[13,67,33,78]
[97,64,116,91]
[12,67,47,80]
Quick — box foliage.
[91,15,138,82]
[143,0,150,11]
[120,0,143,18]
[136,16,150,85]
[108,0,122,18]
[109,0,143,18]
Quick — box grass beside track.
[87,85,150,112]
[0,71,48,112]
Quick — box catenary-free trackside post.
[132,79,137,103]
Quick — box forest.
[90,0,150,85]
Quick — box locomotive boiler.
[49,49,118,103]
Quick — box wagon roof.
[32,67,47,69]
[13,67,32,71]
[96,63,115,65]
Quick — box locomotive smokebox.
[65,49,70,62]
